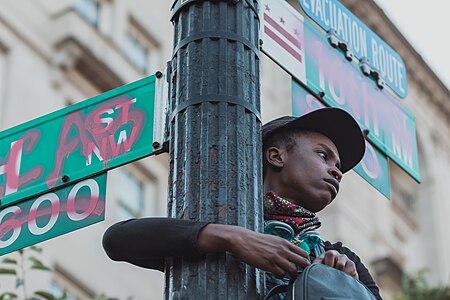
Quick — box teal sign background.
[0,173,107,256]
[299,0,408,99]
[292,81,391,199]
[302,19,420,182]
[0,75,156,207]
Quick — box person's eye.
[318,151,327,161]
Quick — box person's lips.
[324,178,340,197]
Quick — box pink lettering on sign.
[46,96,145,188]
[0,130,43,198]
[360,142,381,179]
[0,177,105,243]
[308,34,416,172]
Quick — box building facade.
[0,0,449,299]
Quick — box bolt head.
[153,141,161,149]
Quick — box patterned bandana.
[263,191,321,238]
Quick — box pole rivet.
[363,129,370,137]
[153,141,161,149]
[62,175,70,183]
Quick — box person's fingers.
[286,250,311,269]
[288,243,311,259]
[271,264,289,279]
[276,258,299,279]
[313,253,324,264]
[314,250,359,279]
[271,240,310,275]
[334,254,348,271]
[322,250,338,267]
[344,260,358,279]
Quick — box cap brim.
[283,108,365,173]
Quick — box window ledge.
[51,8,144,87]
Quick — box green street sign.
[0,173,107,256]
[293,81,391,199]
[299,0,408,99]
[302,20,420,183]
[260,0,420,183]
[0,75,158,207]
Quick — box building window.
[113,166,159,220]
[115,168,145,220]
[73,0,100,27]
[0,47,6,123]
[390,162,417,214]
[50,266,94,300]
[123,21,155,73]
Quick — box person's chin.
[315,194,334,211]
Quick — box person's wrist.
[197,224,234,253]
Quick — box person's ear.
[266,146,285,169]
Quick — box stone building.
[0,0,449,299]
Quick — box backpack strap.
[263,283,288,300]
[312,242,325,258]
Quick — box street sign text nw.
[0,75,157,207]
[0,173,107,256]
[298,0,408,99]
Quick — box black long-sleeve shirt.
[102,217,382,299]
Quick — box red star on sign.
[265,4,271,12]
[279,17,286,25]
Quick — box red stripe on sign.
[264,13,302,51]
[264,26,303,63]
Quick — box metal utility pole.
[167,0,261,298]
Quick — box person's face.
[268,131,343,212]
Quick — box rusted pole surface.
[166,0,262,298]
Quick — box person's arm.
[197,223,311,278]
[103,218,311,278]
[102,218,209,271]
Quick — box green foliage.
[0,247,53,300]
[393,269,450,300]
[0,247,120,300]
[28,256,51,272]
[0,268,16,275]
[2,259,17,265]
[95,293,120,300]
[0,293,18,300]
[34,291,58,300]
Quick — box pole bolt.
[62,175,70,183]
[363,129,370,137]
[156,71,163,79]
[153,141,161,149]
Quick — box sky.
[374,0,450,90]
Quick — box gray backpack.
[265,263,377,300]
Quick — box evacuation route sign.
[292,81,391,199]
[302,17,421,183]
[0,173,107,256]
[0,75,156,207]
[298,0,407,99]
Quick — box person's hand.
[313,250,358,279]
[197,224,311,279]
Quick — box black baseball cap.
[262,108,365,173]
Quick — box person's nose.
[329,167,342,182]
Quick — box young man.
[103,108,382,299]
